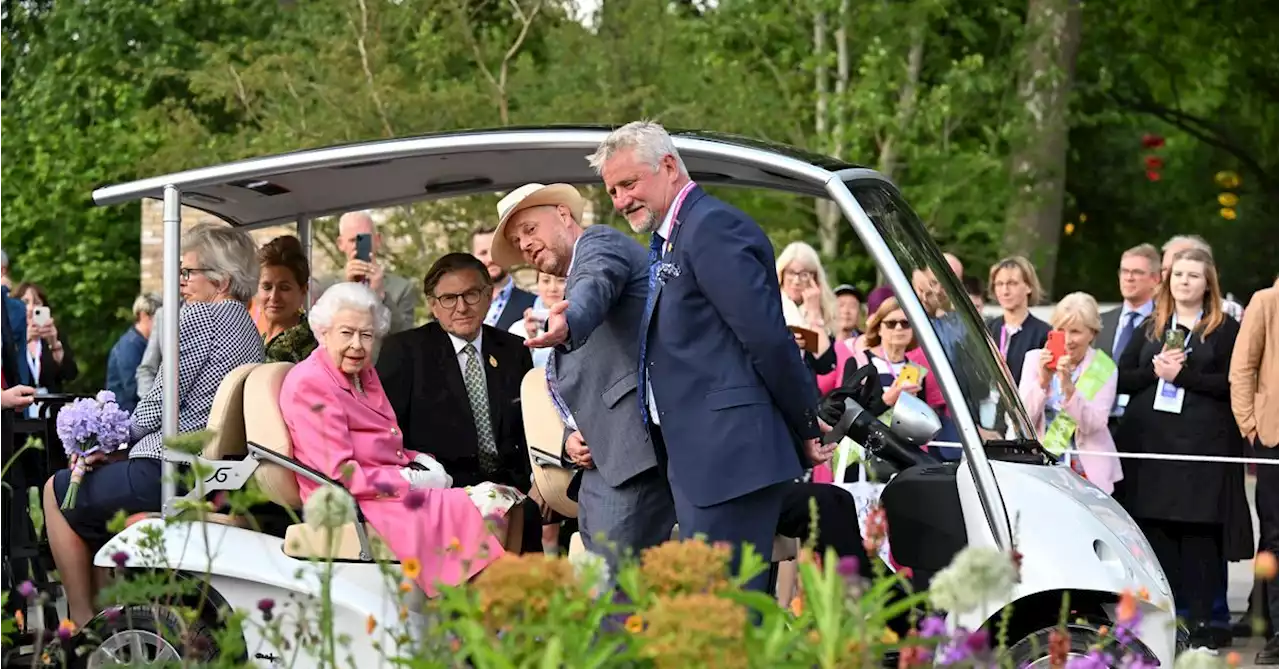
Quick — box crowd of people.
[0,121,1275,664]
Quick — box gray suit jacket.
[552,225,658,488]
[315,271,418,335]
[136,306,164,398]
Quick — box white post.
[160,186,182,514]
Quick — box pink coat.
[1016,347,1123,494]
[280,349,504,595]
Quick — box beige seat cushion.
[202,363,261,460]
[520,370,578,519]
[283,522,397,561]
[243,362,303,509]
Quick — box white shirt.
[647,180,698,426]
[448,329,486,391]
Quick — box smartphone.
[1045,330,1066,370]
[528,308,551,323]
[896,363,923,388]
[32,306,51,327]
[1164,329,1186,351]
[354,233,373,262]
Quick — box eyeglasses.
[782,270,815,283]
[880,319,910,330]
[432,288,484,310]
[180,267,213,282]
[1118,268,1151,278]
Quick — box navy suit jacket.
[641,186,820,508]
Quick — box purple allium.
[402,489,425,510]
[111,550,129,568]
[257,598,275,621]
[836,556,860,578]
[17,580,36,599]
[918,614,947,638]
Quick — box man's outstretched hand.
[803,418,837,466]
[525,300,570,349]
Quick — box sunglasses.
[879,318,910,330]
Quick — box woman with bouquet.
[42,223,265,626]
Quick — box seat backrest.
[202,363,261,460]
[243,362,303,509]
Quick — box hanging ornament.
[1078,213,1088,223]
[1220,208,1237,221]
[1214,171,1241,189]
[1064,222,1076,235]
[1141,134,1166,149]
[1144,156,1164,170]
[1146,171,1161,182]
[1218,193,1239,208]
[1142,139,1165,182]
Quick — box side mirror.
[887,392,942,447]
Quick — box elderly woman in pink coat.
[1016,292,1123,494]
[280,282,519,595]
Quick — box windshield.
[845,178,1038,444]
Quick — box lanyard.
[999,323,1019,358]
[26,340,42,383]
[657,181,698,252]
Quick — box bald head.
[944,252,963,278]
[337,211,379,259]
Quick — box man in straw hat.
[492,182,677,570]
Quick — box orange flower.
[625,615,644,634]
[1064,222,1076,236]
[1226,651,1242,667]
[398,605,409,621]
[1116,589,1138,625]
[880,627,900,644]
[365,615,377,635]
[402,557,422,580]
[447,537,462,554]
[399,580,413,594]
[1136,587,1150,601]
[790,595,803,617]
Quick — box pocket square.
[656,261,682,283]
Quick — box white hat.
[491,183,585,269]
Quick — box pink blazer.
[280,349,503,595]
[1016,347,1123,493]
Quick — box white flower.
[1172,649,1228,669]
[568,549,611,597]
[928,546,1018,615]
[303,486,356,530]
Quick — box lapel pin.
[489,355,498,368]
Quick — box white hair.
[131,293,162,318]
[339,210,378,236]
[1050,291,1102,334]
[182,223,260,303]
[586,121,688,176]
[0,249,8,269]
[775,241,837,331]
[308,282,391,338]
[1162,234,1212,257]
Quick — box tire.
[1004,622,1144,668]
[74,605,219,668]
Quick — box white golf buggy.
[20,128,1177,666]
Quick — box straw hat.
[490,183,585,269]
[519,368,579,519]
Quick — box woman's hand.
[40,320,58,345]
[523,309,541,340]
[1056,356,1076,399]
[1038,348,1055,389]
[412,452,453,488]
[801,279,822,310]
[26,319,41,342]
[882,382,921,407]
[1153,352,1183,382]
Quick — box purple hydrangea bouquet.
[55,390,132,510]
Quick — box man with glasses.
[1098,243,1161,434]
[376,254,541,547]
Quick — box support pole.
[297,215,313,306]
[160,186,182,515]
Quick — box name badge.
[1152,378,1184,414]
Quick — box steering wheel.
[818,360,940,472]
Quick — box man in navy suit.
[587,121,833,591]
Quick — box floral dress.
[264,321,318,364]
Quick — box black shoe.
[1209,624,1233,649]
[1257,636,1279,666]
[1189,623,1221,651]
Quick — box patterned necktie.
[637,232,665,421]
[461,343,501,473]
[1113,311,1138,360]
[544,351,572,424]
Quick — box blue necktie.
[1113,311,1138,361]
[637,233,665,421]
